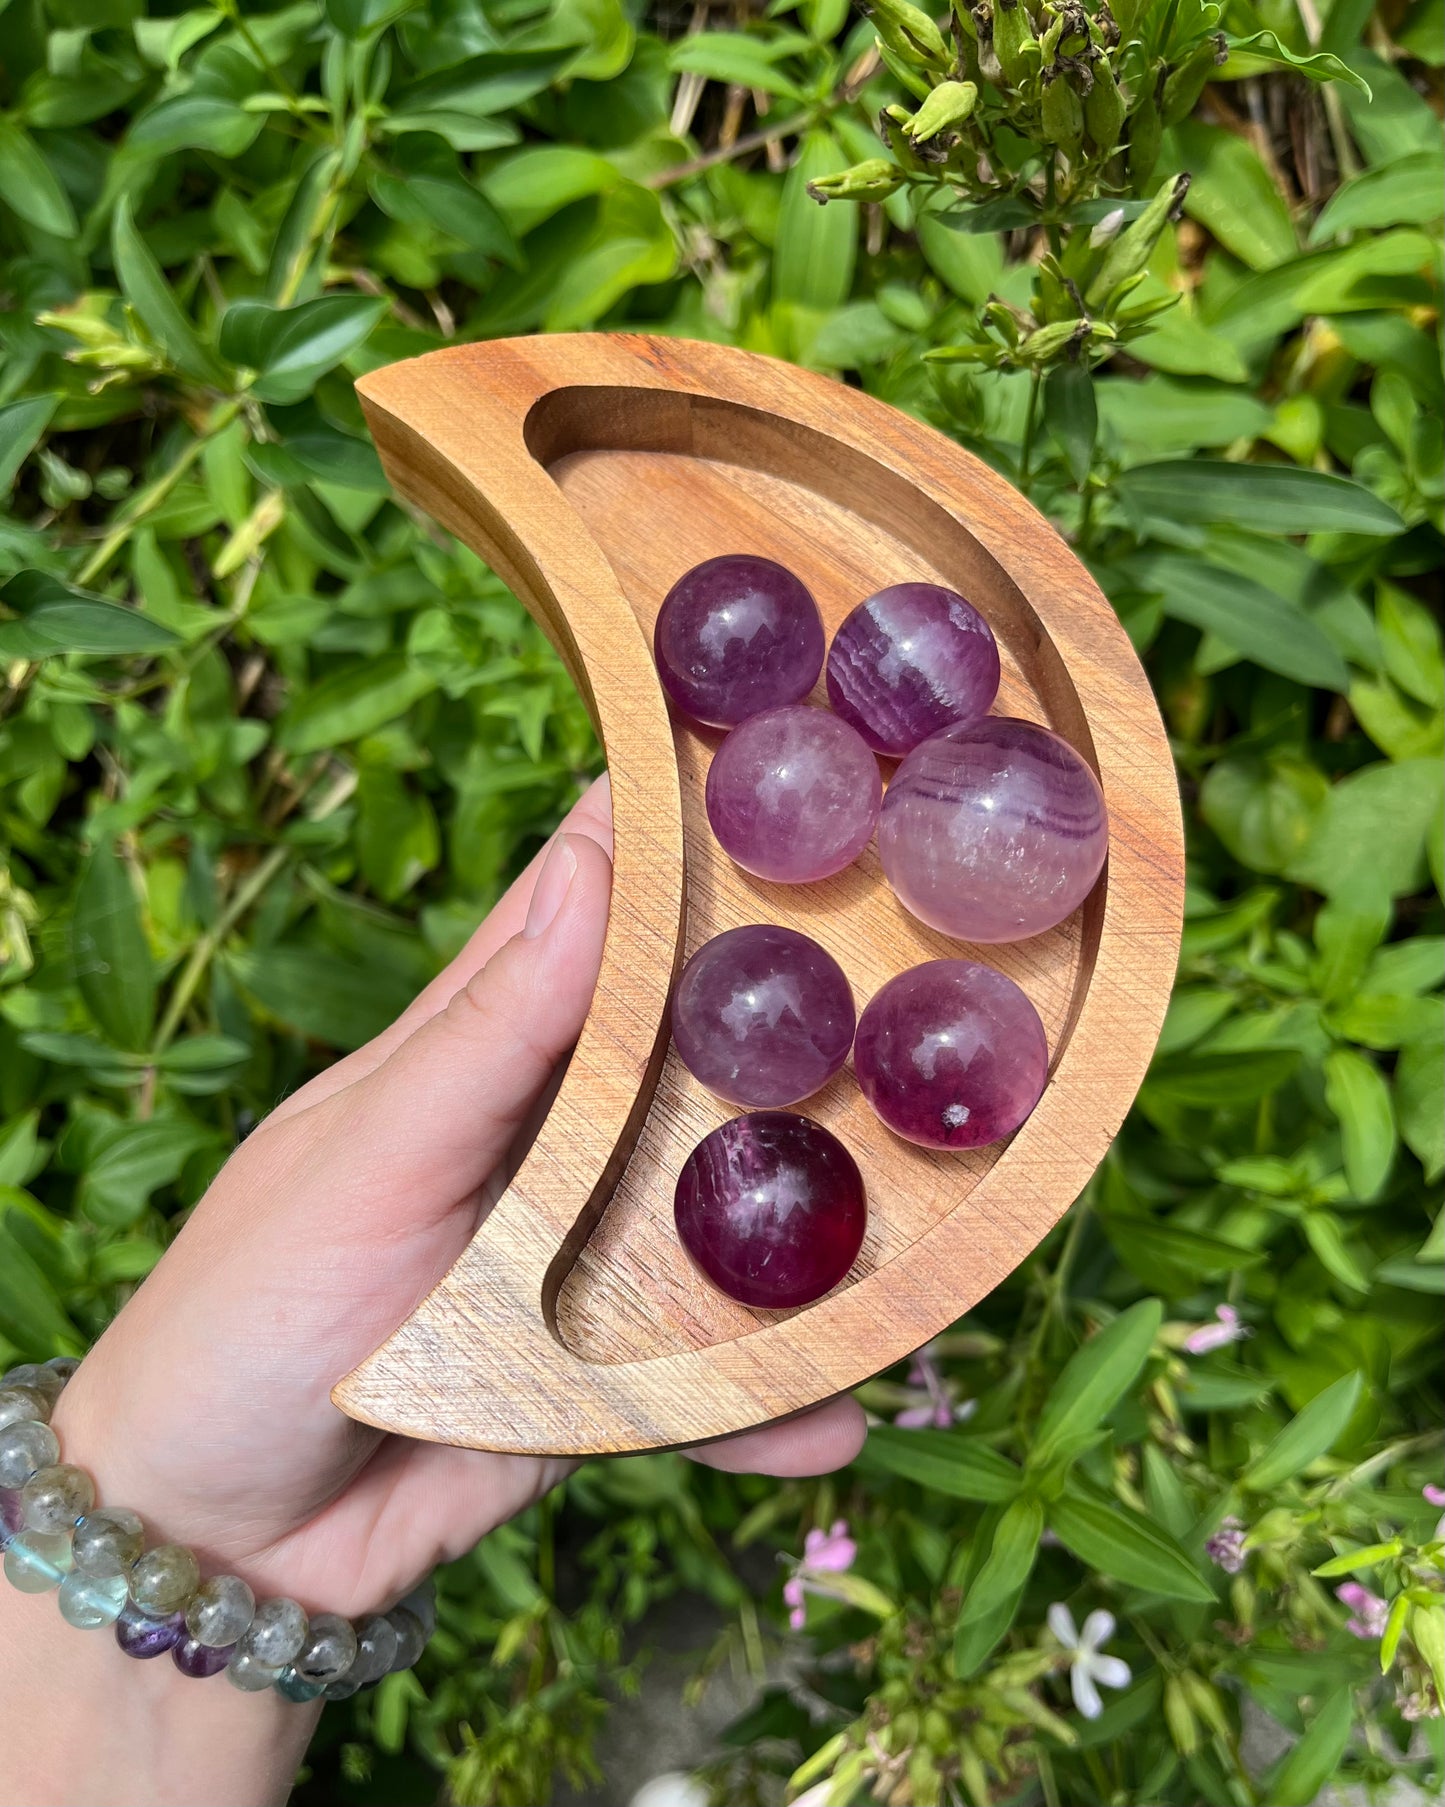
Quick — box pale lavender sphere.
[826,582,1000,756]
[672,925,855,1107]
[654,555,825,728]
[879,717,1108,942]
[854,960,1048,1149]
[706,705,882,883]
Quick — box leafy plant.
[1,1,1441,1803]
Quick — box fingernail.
[524,835,577,940]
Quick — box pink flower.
[1336,1582,1388,1640]
[783,1520,857,1630]
[892,1342,976,1429]
[1422,1484,1445,1508]
[1206,1515,1247,1574]
[1184,1304,1251,1355]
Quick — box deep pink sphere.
[826,582,1000,756]
[672,925,855,1108]
[654,555,825,728]
[674,1112,867,1308]
[879,716,1107,942]
[854,960,1048,1149]
[706,705,882,883]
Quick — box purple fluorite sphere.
[826,583,1000,756]
[115,1606,186,1659]
[854,960,1048,1149]
[174,1635,236,1679]
[672,925,855,1108]
[675,1112,866,1309]
[654,555,825,728]
[706,705,881,883]
[879,716,1108,942]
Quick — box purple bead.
[654,555,825,728]
[675,1111,867,1309]
[854,960,1048,1149]
[115,1605,186,1659]
[826,583,1000,756]
[706,705,881,883]
[672,925,855,1108]
[173,1635,236,1678]
[879,716,1108,942]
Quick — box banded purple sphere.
[654,555,825,728]
[672,925,855,1108]
[855,960,1048,1149]
[675,1111,867,1308]
[174,1636,236,1679]
[826,582,1000,756]
[706,705,882,883]
[115,1606,187,1659]
[879,716,1108,942]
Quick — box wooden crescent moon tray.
[332,332,1185,1458]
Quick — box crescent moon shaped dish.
[332,332,1185,1458]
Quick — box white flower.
[1047,1604,1133,1719]
[629,1773,709,1807]
[1089,206,1126,247]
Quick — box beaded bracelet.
[0,1358,433,1703]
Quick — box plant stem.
[646,110,813,188]
[1018,367,1043,494]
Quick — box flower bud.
[1083,56,1126,151]
[1161,32,1227,125]
[907,79,980,142]
[871,0,953,66]
[991,0,1034,88]
[806,159,906,203]
[1127,80,1162,186]
[1164,1675,1200,1756]
[1089,205,1126,246]
[1040,67,1083,151]
[1085,170,1189,306]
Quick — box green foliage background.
[0,0,1441,1802]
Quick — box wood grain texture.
[333,333,1184,1456]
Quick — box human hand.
[52,773,865,1625]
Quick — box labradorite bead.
[0,1364,63,1407]
[173,1635,234,1679]
[348,1615,398,1686]
[72,1508,144,1578]
[21,1463,95,1533]
[322,1674,362,1702]
[274,1667,325,1703]
[292,1612,357,1685]
[58,1570,129,1629]
[130,1543,201,1615]
[3,1530,74,1593]
[0,1421,60,1489]
[115,1606,185,1658]
[400,1582,436,1638]
[387,1607,426,1672]
[238,1597,307,1667]
[186,1574,255,1648]
[226,1649,282,1693]
[0,1386,51,1431]
[44,1357,81,1384]
[1,1488,22,1548]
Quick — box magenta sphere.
[826,582,1000,756]
[879,716,1107,942]
[854,960,1048,1149]
[675,1111,867,1308]
[653,555,825,728]
[706,705,882,883]
[672,925,855,1108]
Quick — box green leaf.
[1339,49,1441,164]
[112,195,225,385]
[1173,123,1297,270]
[774,132,858,311]
[1309,150,1445,244]
[1096,378,1271,456]
[1397,1034,1445,1181]
[1137,554,1349,691]
[1144,1050,1300,1107]
[1115,462,1404,537]
[1265,1690,1353,1807]
[1049,1487,1215,1601]
[953,1495,1044,1676]
[276,654,436,754]
[1312,1538,1404,1578]
[1031,1299,1161,1471]
[542,184,677,331]
[916,190,1004,303]
[71,840,156,1054]
[127,91,264,159]
[0,120,78,236]
[1224,31,1371,93]
[0,572,182,660]
[484,145,618,236]
[218,296,389,406]
[0,1196,81,1356]
[1324,1048,1396,1199]
[858,1427,1024,1502]
[0,395,58,494]
[1302,1210,1372,1292]
[79,1116,217,1226]
[399,49,572,117]
[228,945,415,1052]
[1287,759,1444,902]
[1242,1372,1362,1491]
[1045,362,1096,487]
[668,32,803,98]
[1200,754,1330,874]
[1378,583,1445,709]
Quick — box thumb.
[328,831,613,1213]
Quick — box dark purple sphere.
[672,925,855,1108]
[706,705,881,883]
[826,583,1000,756]
[115,1606,186,1659]
[173,1635,236,1678]
[654,555,825,728]
[854,960,1048,1149]
[879,716,1108,942]
[675,1111,866,1309]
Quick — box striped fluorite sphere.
[826,583,999,755]
[878,717,1108,942]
